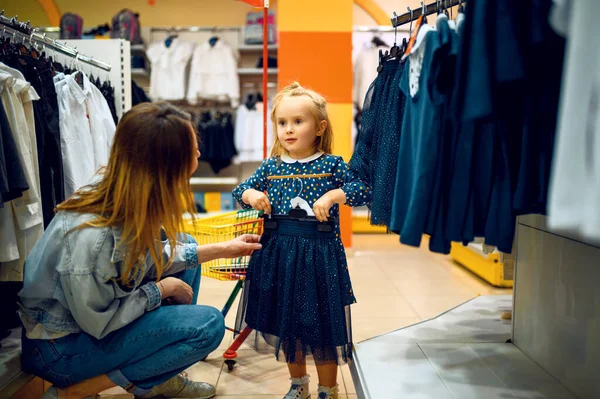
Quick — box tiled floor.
[101,234,512,399]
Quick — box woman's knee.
[186,306,225,350]
[203,306,225,350]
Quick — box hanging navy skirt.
[235,218,355,365]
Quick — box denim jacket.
[18,211,199,340]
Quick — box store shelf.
[131,68,149,76]
[190,177,239,185]
[237,68,278,75]
[238,44,278,51]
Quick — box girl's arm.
[332,157,373,207]
[313,157,373,221]
[232,159,270,210]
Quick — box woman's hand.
[222,234,262,258]
[242,189,272,214]
[158,277,194,304]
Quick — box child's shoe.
[283,375,311,399]
[317,384,340,399]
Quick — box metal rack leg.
[221,279,244,318]
[223,326,253,371]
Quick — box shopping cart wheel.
[225,359,236,371]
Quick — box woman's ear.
[317,120,327,136]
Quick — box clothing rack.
[354,26,410,33]
[391,0,464,27]
[0,11,112,71]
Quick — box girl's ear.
[317,120,327,136]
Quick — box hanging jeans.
[20,235,225,396]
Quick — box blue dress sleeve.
[232,158,270,209]
[332,157,373,207]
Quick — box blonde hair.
[270,82,334,157]
[56,102,198,286]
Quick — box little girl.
[233,82,372,399]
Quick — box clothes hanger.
[164,28,178,48]
[458,0,465,14]
[388,22,402,60]
[404,4,424,56]
[208,27,220,47]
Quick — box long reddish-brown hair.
[57,102,198,285]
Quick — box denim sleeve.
[232,158,270,209]
[59,272,157,340]
[145,238,199,278]
[332,157,373,207]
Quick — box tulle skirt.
[234,218,355,365]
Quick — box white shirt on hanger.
[187,38,240,107]
[0,66,43,280]
[147,38,195,101]
[56,72,116,198]
[548,0,600,243]
[234,101,273,163]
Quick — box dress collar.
[281,152,324,164]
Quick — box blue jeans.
[21,235,225,396]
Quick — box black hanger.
[164,32,178,48]
[208,36,219,47]
[385,16,403,64]
[458,0,465,13]
[422,2,428,24]
[263,209,336,233]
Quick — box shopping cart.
[184,209,263,370]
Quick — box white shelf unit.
[238,68,279,75]
[238,44,278,51]
[63,39,132,117]
[132,68,149,76]
[190,177,239,186]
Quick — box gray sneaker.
[135,372,216,399]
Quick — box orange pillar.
[278,0,354,248]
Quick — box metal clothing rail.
[391,0,464,27]
[354,25,410,33]
[0,11,112,71]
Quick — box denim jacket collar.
[110,225,125,263]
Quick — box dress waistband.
[263,217,336,239]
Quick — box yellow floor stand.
[352,211,388,234]
[450,243,514,288]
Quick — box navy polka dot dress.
[232,153,372,365]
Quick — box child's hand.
[243,189,272,214]
[313,194,334,222]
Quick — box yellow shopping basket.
[184,209,264,281]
